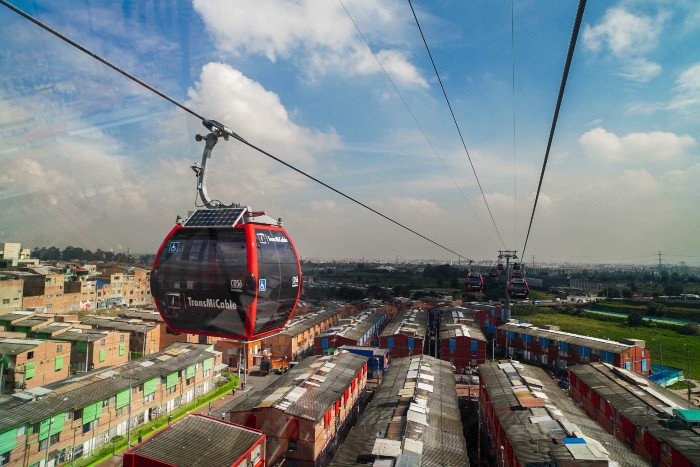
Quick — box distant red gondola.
[488,267,498,278]
[507,278,529,300]
[464,273,484,293]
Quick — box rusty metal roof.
[330,355,469,466]
[479,361,648,466]
[231,351,367,422]
[379,309,428,339]
[570,362,700,464]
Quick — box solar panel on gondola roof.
[182,208,247,228]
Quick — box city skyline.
[1,1,699,265]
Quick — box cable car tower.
[150,120,303,341]
[499,250,518,320]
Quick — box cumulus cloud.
[377,196,448,217]
[583,8,666,57]
[310,199,341,213]
[579,127,696,163]
[192,0,428,87]
[583,7,667,83]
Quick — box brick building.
[229,351,368,467]
[0,278,22,314]
[0,337,71,393]
[123,415,266,467]
[479,361,647,467]
[0,343,222,467]
[314,309,388,356]
[258,306,357,364]
[497,322,651,376]
[569,362,700,467]
[378,308,428,358]
[439,316,487,371]
[51,329,130,373]
[331,355,469,466]
[80,317,161,356]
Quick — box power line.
[0,0,468,260]
[407,0,506,249]
[338,0,497,250]
[510,0,517,250]
[521,0,587,259]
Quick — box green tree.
[627,313,644,326]
[647,303,667,317]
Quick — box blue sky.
[0,0,699,266]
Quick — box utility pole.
[499,250,518,320]
[658,251,663,276]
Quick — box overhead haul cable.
[407,0,506,249]
[521,0,587,259]
[0,0,468,260]
[339,0,497,250]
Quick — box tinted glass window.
[254,229,300,334]
[151,228,251,336]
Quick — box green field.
[522,312,700,379]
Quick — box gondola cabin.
[488,267,498,278]
[465,273,484,293]
[496,263,505,275]
[507,278,529,300]
[150,208,302,340]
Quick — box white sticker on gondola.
[292,276,299,287]
[169,242,180,253]
[256,233,268,244]
[259,279,267,292]
[230,279,243,292]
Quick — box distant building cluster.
[0,242,153,314]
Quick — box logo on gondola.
[169,242,180,253]
[292,276,299,288]
[259,279,267,292]
[186,297,237,310]
[256,233,289,245]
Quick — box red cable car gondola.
[488,267,498,278]
[511,262,523,279]
[150,120,302,340]
[464,272,484,293]
[496,263,505,275]
[507,278,529,300]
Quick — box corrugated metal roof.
[232,351,366,422]
[570,362,700,464]
[317,310,386,343]
[479,361,648,466]
[330,355,469,467]
[130,414,263,466]
[380,309,428,339]
[498,322,633,353]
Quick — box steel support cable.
[511,0,518,250]
[407,0,506,249]
[1,0,468,260]
[521,0,587,259]
[338,0,496,250]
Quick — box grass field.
[522,312,700,379]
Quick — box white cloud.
[668,62,700,112]
[583,8,666,57]
[615,58,662,83]
[619,168,660,195]
[583,7,667,83]
[192,0,428,87]
[579,127,696,163]
[378,196,448,217]
[186,62,339,170]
